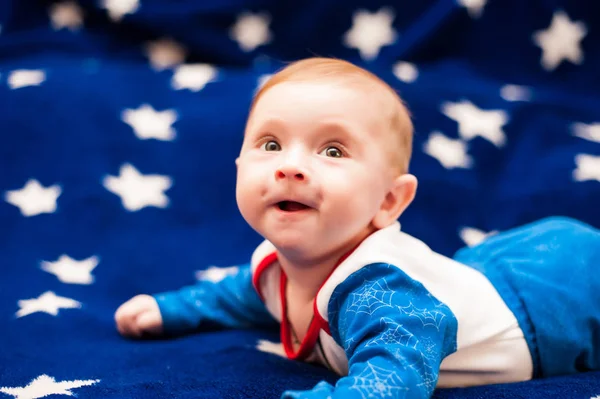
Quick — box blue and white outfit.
[154,217,600,399]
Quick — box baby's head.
[251,58,414,174]
[236,58,417,263]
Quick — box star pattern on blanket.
[121,104,178,141]
[573,154,600,183]
[101,0,139,22]
[16,291,81,318]
[533,11,587,71]
[457,0,488,18]
[423,132,473,169]
[171,63,218,92]
[459,227,498,247]
[145,38,187,71]
[441,100,508,147]
[572,123,600,143]
[343,8,397,61]
[0,374,100,399]
[230,11,272,52]
[49,1,84,31]
[103,163,172,211]
[7,69,46,89]
[393,61,418,83]
[40,255,99,285]
[4,179,61,217]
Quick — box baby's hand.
[114,294,164,338]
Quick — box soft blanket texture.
[1,0,599,398]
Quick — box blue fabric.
[155,261,458,399]
[1,0,600,398]
[284,263,457,399]
[155,263,277,335]
[454,216,600,379]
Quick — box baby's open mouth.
[277,201,310,212]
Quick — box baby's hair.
[248,57,414,174]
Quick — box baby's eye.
[260,140,281,151]
[320,146,343,158]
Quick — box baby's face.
[236,81,396,262]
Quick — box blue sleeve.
[282,263,458,399]
[153,262,277,335]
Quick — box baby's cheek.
[236,176,264,220]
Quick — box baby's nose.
[275,165,307,182]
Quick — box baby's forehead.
[266,78,402,117]
[249,70,412,137]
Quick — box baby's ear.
[372,174,418,229]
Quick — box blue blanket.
[1,0,600,398]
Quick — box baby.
[115,57,600,399]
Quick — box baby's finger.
[116,319,132,337]
[115,303,141,337]
[137,311,163,336]
[127,319,143,338]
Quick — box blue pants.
[453,216,600,378]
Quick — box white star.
[49,1,83,31]
[572,122,600,143]
[500,84,532,102]
[441,100,508,147]
[195,266,239,283]
[457,0,487,18]
[229,11,272,52]
[16,291,81,318]
[7,70,46,89]
[0,374,99,399]
[423,131,473,169]
[256,339,286,358]
[573,154,600,183]
[4,179,61,217]
[145,38,187,71]
[459,227,498,247]
[171,63,217,92]
[121,104,177,141]
[343,7,397,61]
[103,163,172,211]
[393,61,418,83]
[100,0,139,22]
[533,11,587,71]
[41,255,99,285]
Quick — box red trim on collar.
[313,300,331,335]
[252,252,278,302]
[279,244,360,360]
[280,271,324,360]
[252,240,363,361]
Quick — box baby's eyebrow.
[249,117,287,135]
[315,121,360,143]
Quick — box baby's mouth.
[277,201,311,212]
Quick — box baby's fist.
[115,294,163,338]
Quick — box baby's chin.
[263,229,320,257]
[266,230,306,250]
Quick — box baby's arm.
[115,262,276,337]
[282,264,458,399]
